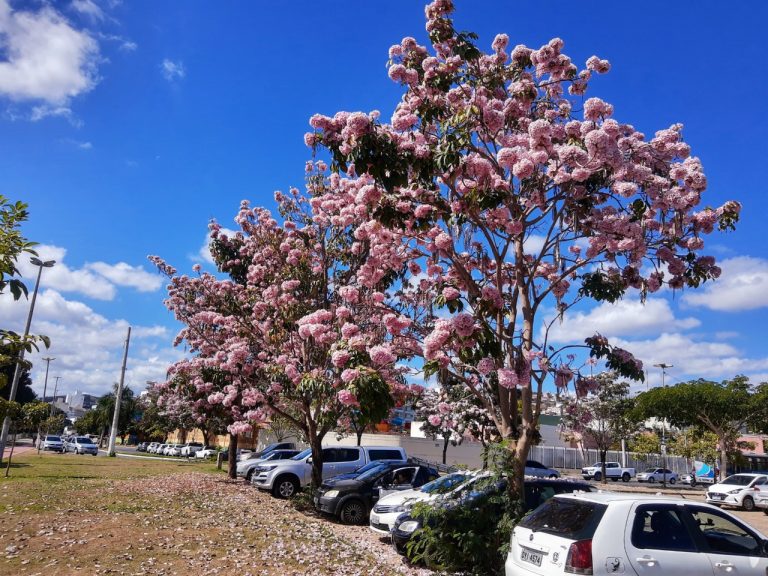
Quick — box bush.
[404,444,524,575]
[290,486,316,513]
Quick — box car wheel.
[339,499,367,525]
[648,476,655,483]
[690,478,697,487]
[763,509,768,516]
[272,475,299,499]
[622,473,631,482]
[742,496,755,512]
[76,449,81,455]
[669,477,676,485]
[548,474,558,479]
[611,477,618,482]
[245,469,254,483]
[593,472,602,481]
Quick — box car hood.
[377,488,430,507]
[708,482,747,492]
[320,478,362,490]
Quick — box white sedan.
[706,473,768,511]
[506,492,768,575]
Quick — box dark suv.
[391,477,595,553]
[315,461,439,525]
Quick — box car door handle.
[636,556,658,566]
[714,561,734,571]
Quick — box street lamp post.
[36,356,55,453]
[654,363,673,488]
[0,257,55,463]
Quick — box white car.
[505,492,768,576]
[370,471,471,534]
[180,442,203,457]
[706,473,768,511]
[636,467,679,484]
[195,446,219,459]
[524,460,560,479]
[42,435,64,452]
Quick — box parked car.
[166,444,184,457]
[65,436,98,456]
[252,445,406,498]
[370,471,471,534]
[581,461,635,482]
[315,460,439,524]
[42,435,64,452]
[636,467,678,484]
[235,442,296,463]
[706,473,768,511]
[392,477,595,554]
[195,446,219,459]
[524,460,560,479]
[180,442,203,457]
[236,449,301,481]
[505,492,768,575]
[136,442,149,452]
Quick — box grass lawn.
[0,452,426,576]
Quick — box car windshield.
[721,475,756,486]
[420,473,468,494]
[46,436,61,441]
[520,497,606,538]
[356,463,391,482]
[644,468,658,473]
[77,437,94,444]
[291,448,312,461]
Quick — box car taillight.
[564,539,593,575]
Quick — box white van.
[252,445,406,498]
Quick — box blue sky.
[1,0,767,400]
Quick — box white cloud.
[545,298,700,344]
[610,332,768,391]
[70,0,104,21]
[119,40,136,52]
[161,58,185,81]
[15,244,162,300]
[85,262,163,292]
[683,256,768,311]
[0,1,100,105]
[1,288,178,398]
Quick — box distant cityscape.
[42,390,98,422]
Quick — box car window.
[720,475,755,486]
[356,463,391,482]
[291,448,312,461]
[368,449,404,461]
[519,498,607,540]
[391,467,416,485]
[47,436,61,441]
[77,437,94,444]
[338,448,361,462]
[420,473,468,494]
[526,460,544,469]
[688,508,761,556]
[631,506,696,551]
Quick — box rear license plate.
[520,547,543,567]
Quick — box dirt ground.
[0,452,433,576]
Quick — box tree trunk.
[356,427,364,446]
[442,436,449,465]
[719,439,728,482]
[200,428,210,447]
[509,424,536,508]
[227,433,238,479]
[4,425,16,478]
[600,449,608,485]
[308,432,324,489]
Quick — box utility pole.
[108,327,131,457]
[654,363,673,487]
[37,357,55,453]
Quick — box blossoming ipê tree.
[153,184,419,488]
[305,0,740,499]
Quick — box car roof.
[553,492,691,505]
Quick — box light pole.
[0,257,55,463]
[36,357,55,453]
[654,363,673,487]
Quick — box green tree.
[0,195,37,302]
[561,373,639,484]
[0,345,37,404]
[633,376,768,479]
[84,386,139,446]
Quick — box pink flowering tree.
[304,0,740,498]
[416,374,492,464]
[560,372,638,483]
[148,255,271,479]
[208,190,419,488]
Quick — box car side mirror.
[763,540,768,557]
[306,457,312,464]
